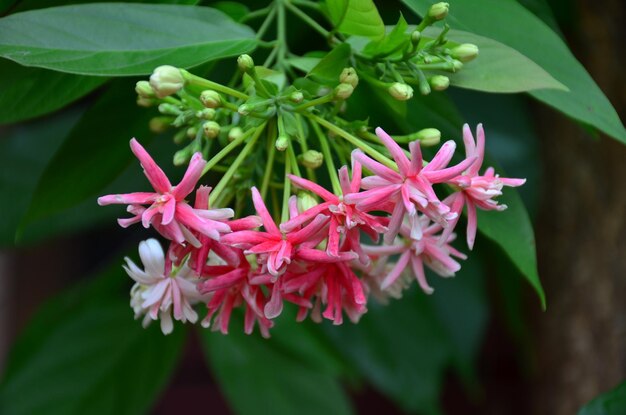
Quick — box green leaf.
[287,56,322,74]
[307,43,352,85]
[0,60,106,124]
[0,267,186,415]
[212,1,249,22]
[402,0,626,143]
[0,3,257,76]
[326,0,385,39]
[579,381,626,415]
[201,314,353,415]
[421,28,567,93]
[19,80,154,234]
[363,14,410,58]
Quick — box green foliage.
[0,267,186,415]
[326,0,385,39]
[307,43,352,85]
[362,14,410,58]
[402,0,626,144]
[579,381,626,415]
[0,3,257,76]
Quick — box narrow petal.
[289,174,337,202]
[375,127,411,175]
[410,255,434,294]
[97,192,157,206]
[381,251,410,289]
[194,185,211,209]
[466,199,478,250]
[422,156,477,183]
[172,152,207,200]
[352,150,402,183]
[130,138,172,193]
[139,239,165,276]
[161,197,176,225]
[251,187,280,235]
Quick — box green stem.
[281,149,292,223]
[295,115,317,182]
[287,143,302,178]
[256,4,277,39]
[305,113,398,171]
[293,93,334,112]
[264,45,279,67]
[276,0,288,69]
[202,127,257,176]
[311,120,342,195]
[284,2,332,40]
[292,0,320,10]
[261,122,277,198]
[182,70,248,100]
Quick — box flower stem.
[293,93,334,112]
[284,1,333,40]
[256,4,277,40]
[261,122,277,199]
[311,120,342,195]
[281,148,292,224]
[287,142,302,178]
[241,5,272,23]
[182,70,248,101]
[202,127,256,176]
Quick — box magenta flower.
[444,124,526,249]
[98,139,233,246]
[345,127,476,244]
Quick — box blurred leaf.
[201,314,354,415]
[288,56,321,74]
[0,266,185,415]
[212,1,249,21]
[0,4,257,76]
[578,381,626,415]
[307,43,351,85]
[402,0,626,144]
[10,0,200,13]
[326,0,385,39]
[363,14,409,58]
[422,28,567,93]
[19,80,153,235]
[0,60,106,124]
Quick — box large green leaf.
[0,3,257,76]
[326,0,385,39]
[402,0,626,143]
[579,381,626,415]
[422,28,566,93]
[0,267,186,415]
[0,60,106,124]
[201,314,353,415]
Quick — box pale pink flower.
[125,238,205,335]
[98,139,233,246]
[444,124,526,249]
[345,127,476,244]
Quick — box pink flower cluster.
[99,124,524,336]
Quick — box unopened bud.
[196,108,216,120]
[173,147,192,166]
[388,83,414,101]
[149,117,171,134]
[187,126,198,139]
[416,128,441,146]
[173,130,187,145]
[228,126,244,142]
[203,121,220,139]
[297,192,318,212]
[410,30,421,46]
[299,150,324,169]
[158,103,182,115]
[200,90,222,108]
[275,135,289,151]
[428,2,449,20]
[237,54,255,72]
[137,96,156,107]
[238,104,251,115]
[334,83,354,100]
[451,44,479,62]
[150,65,185,98]
[135,81,155,99]
[290,91,304,103]
[451,60,464,71]
[429,75,450,91]
[419,82,431,96]
[339,67,359,88]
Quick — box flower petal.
[130,138,172,193]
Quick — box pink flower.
[98,139,233,246]
[345,127,476,244]
[363,217,466,295]
[444,124,526,249]
[125,239,205,335]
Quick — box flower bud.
[429,75,450,91]
[334,83,354,100]
[299,150,324,169]
[149,117,171,134]
[297,192,318,212]
[289,91,304,103]
[428,2,449,20]
[275,135,289,151]
[187,126,198,139]
[388,82,414,101]
[339,67,359,88]
[137,97,156,107]
[158,103,182,115]
[237,54,255,72]
[451,44,479,62]
[410,30,421,46]
[200,90,222,108]
[135,81,155,99]
[196,108,216,120]
[173,130,187,145]
[416,128,441,146]
[173,147,192,166]
[451,60,464,71]
[203,121,220,139]
[150,65,185,98]
[228,126,244,142]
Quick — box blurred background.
[1,0,625,414]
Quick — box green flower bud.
[275,135,289,151]
[150,65,185,98]
[339,67,359,88]
[419,82,431,96]
[388,82,414,101]
[158,103,182,115]
[451,44,479,62]
[410,30,421,46]
[428,2,449,20]
[200,90,222,108]
[187,126,198,139]
[297,192,318,213]
[137,96,156,108]
[135,81,155,99]
[334,83,354,100]
[238,104,251,116]
[228,126,244,142]
[290,91,304,103]
[173,147,192,166]
[173,129,187,145]
[196,108,216,120]
[429,75,450,91]
[203,121,220,139]
[237,54,255,72]
[416,128,441,146]
[149,117,171,134]
[299,150,324,169]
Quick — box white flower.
[124,239,205,335]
